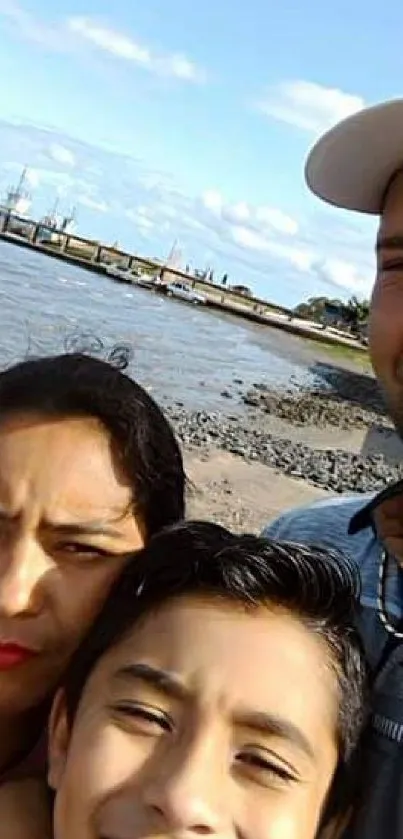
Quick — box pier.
[0,210,368,353]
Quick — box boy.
[48,521,367,839]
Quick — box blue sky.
[0,0,393,306]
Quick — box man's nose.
[144,732,229,837]
[0,537,49,616]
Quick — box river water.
[0,240,342,413]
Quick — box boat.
[39,201,77,243]
[0,167,32,218]
[0,167,33,235]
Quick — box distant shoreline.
[0,215,369,357]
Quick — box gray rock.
[164,401,403,495]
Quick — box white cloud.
[202,189,223,213]
[257,80,365,133]
[222,201,251,224]
[0,5,205,83]
[231,226,267,252]
[32,169,76,190]
[312,256,371,295]
[66,16,205,83]
[255,206,298,235]
[201,190,299,239]
[48,144,76,167]
[126,207,155,230]
[24,169,40,187]
[230,225,313,271]
[68,16,151,64]
[167,54,202,81]
[77,195,109,213]
[0,0,70,50]
[0,120,375,304]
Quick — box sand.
[184,416,403,532]
[185,448,330,533]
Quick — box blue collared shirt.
[262,493,403,669]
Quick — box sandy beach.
[182,365,403,532]
[186,447,330,532]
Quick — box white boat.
[2,167,32,218]
[39,205,77,242]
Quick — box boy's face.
[49,597,340,839]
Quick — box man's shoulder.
[262,493,376,555]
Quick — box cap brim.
[305,99,403,214]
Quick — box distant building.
[322,301,349,326]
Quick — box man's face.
[0,413,144,715]
[49,597,340,839]
[371,171,403,432]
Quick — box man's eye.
[380,259,403,272]
[236,750,298,785]
[111,702,174,734]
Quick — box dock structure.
[0,210,367,353]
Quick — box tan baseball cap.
[305,98,403,214]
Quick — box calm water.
[0,240,332,412]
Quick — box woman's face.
[49,596,341,839]
[0,412,145,715]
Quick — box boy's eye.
[111,702,174,734]
[236,749,298,785]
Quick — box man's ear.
[47,689,71,791]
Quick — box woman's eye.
[56,542,109,560]
[112,702,174,734]
[236,751,297,785]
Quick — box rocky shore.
[164,367,403,495]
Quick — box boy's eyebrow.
[113,663,315,760]
[113,663,188,701]
[234,710,315,761]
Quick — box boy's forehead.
[80,597,339,736]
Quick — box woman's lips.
[0,643,37,669]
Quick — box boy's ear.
[47,689,71,791]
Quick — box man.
[46,522,367,839]
[0,348,185,783]
[263,98,403,836]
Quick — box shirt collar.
[348,478,403,535]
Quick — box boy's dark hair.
[0,350,185,536]
[64,521,368,830]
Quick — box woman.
[0,349,184,783]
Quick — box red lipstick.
[0,643,36,669]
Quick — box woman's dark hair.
[63,521,368,830]
[0,349,185,536]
